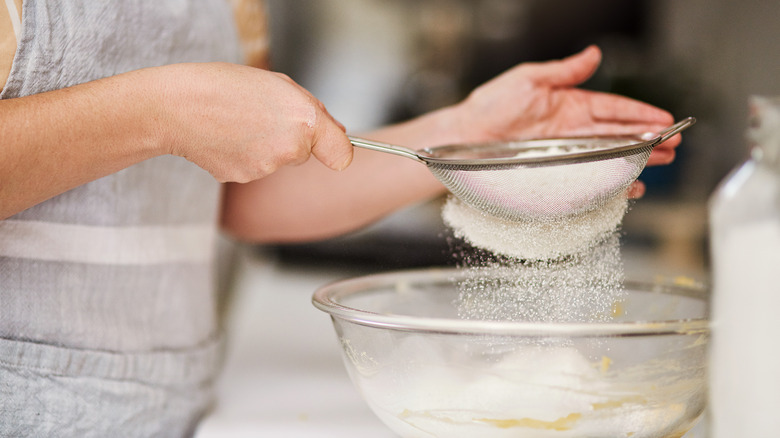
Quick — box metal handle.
[656,117,696,144]
[348,136,426,163]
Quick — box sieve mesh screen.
[427,143,652,221]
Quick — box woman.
[0,1,678,436]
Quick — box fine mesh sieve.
[350,117,695,221]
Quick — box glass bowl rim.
[312,267,709,338]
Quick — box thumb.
[524,45,602,87]
[311,124,354,171]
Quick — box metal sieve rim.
[417,135,659,170]
[415,117,694,170]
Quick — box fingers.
[627,180,646,199]
[523,45,602,87]
[587,94,673,126]
[647,146,676,166]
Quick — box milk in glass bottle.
[709,96,780,437]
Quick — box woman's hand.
[155,63,353,183]
[453,45,680,167]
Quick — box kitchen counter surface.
[195,248,396,437]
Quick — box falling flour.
[442,171,631,324]
[443,195,629,261]
[453,233,625,323]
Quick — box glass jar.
[709,96,780,437]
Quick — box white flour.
[437,147,640,222]
[441,138,637,260]
[441,134,638,325]
[443,191,630,323]
[454,233,624,323]
[443,195,629,261]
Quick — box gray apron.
[0,1,243,436]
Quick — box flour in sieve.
[438,148,641,221]
[443,195,629,261]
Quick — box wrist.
[133,66,180,158]
[422,104,469,147]
[383,104,468,150]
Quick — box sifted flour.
[443,195,629,261]
[454,233,625,323]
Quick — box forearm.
[0,69,165,219]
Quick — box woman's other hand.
[453,45,680,167]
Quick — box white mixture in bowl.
[361,343,700,438]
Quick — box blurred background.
[257,0,779,280]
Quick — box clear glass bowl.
[313,268,709,438]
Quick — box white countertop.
[196,249,397,438]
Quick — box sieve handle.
[349,136,426,163]
[655,117,696,144]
